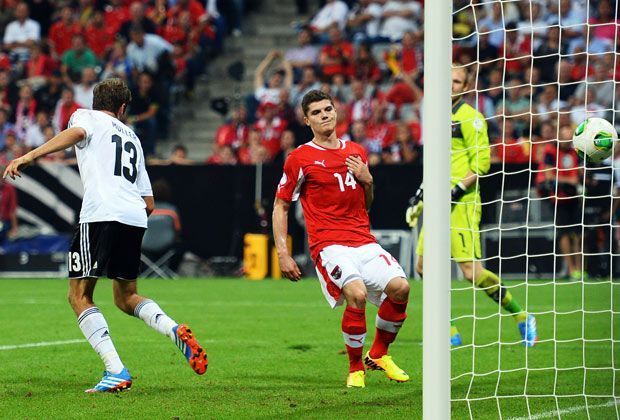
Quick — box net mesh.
[449,0,620,418]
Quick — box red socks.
[341,306,366,372]
[369,297,408,359]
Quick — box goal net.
[449,0,620,417]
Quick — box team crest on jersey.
[330,265,342,280]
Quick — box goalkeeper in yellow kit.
[406,66,538,347]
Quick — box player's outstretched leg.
[341,280,369,388]
[113,281,208,375]
[342,305,367,388]
[69,278,131,393]
[365,277,410,383]
[475,269,538,347]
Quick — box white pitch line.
[508,399,620,420]
[0,339,84,351]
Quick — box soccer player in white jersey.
[3,78,208,393]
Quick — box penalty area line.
[0,339,84,351]
[508,399,620,420]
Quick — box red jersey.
[276,139,376,260]
[48,21,81,57]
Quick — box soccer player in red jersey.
[272,90,410,388]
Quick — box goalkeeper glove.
[405,185,424,227]
[451,182,467,203]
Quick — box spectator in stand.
[0,108,14,149]
[533,26,564,83]
[290,66,321,107]
[23,42,56,89]
[214,106,249,152]
[477,1,504,49]
[149,144,196,165]
[575,60,615,110]
[48,6,81,60]
[254,50,293,107]
[254,102,287,160]
[538,125,583,280]
[500,22,531,79]
[101,41,132,81]
[570,89,606,126]
[119,1,157,41]
[238,127,268,165]
[70,67,97,110]
[61,34,98,82]
[495,79,530,136]
[52,85,82,132]
[588,0,617,54]
[310,0,349,38]
[284,26,319,81]
[104,0,131,33]
[492,118,530,164]
[24,109,48,150]
[127,72,161,158]
[287,106,313,146]
[531,121,556,167]
[536,84,566,125]
[34,69,63,114]
[206,144,237,165]
[548,0,587,54]
[3,2,40,63]
[39,124,68,162]
[127,25,174,78]
[348,78,372,123]
[366,99,396,152]
[273,129,296,168]
[385,31,419,78]
[27,0,54,37]
[346,0,384,45]
[85,10,116,59]
[318,24,354,82]
[353,43,381,85]
[146,0,168,28]
[516,0,548,51]
[0,130,23,164]
[0,70,18,119]
[13,84,37,142]
[277,89,295,125]
[380,0,421,42]
[382,120,420,164]
[0,167,18,243]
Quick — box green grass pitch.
[0,278,618,419]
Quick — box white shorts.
[315,243,407,308]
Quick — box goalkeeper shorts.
[416,199,482,263]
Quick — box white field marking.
[508,399,620,420]
[0,339,84,351]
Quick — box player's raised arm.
[272,197,301,281]
[3,127,86,179]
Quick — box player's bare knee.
[345,288,367,308]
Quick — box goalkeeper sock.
[342,306,366,372]
[77,307,124,375]
[477,269,526,323]
[134,299,178,340]
[369,297,408,359]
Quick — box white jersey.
[68,109,152,228]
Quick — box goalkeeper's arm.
[405,184,424,227]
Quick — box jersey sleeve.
[461,110,491,175]
[67,109,94,148]
[276,152,304,202]
[136,146,153,197]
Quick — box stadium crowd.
[0,0,247,165]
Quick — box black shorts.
[555,198,582,234]
[68,221,146,280]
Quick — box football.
[572,117,618,163]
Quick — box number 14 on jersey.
[333,172,357,192]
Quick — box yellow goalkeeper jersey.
[451,100,491,194]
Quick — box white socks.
[77,307,124,375]
[134,299,178,340]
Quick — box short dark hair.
[92,78,131,114]
[301,90,334,116]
